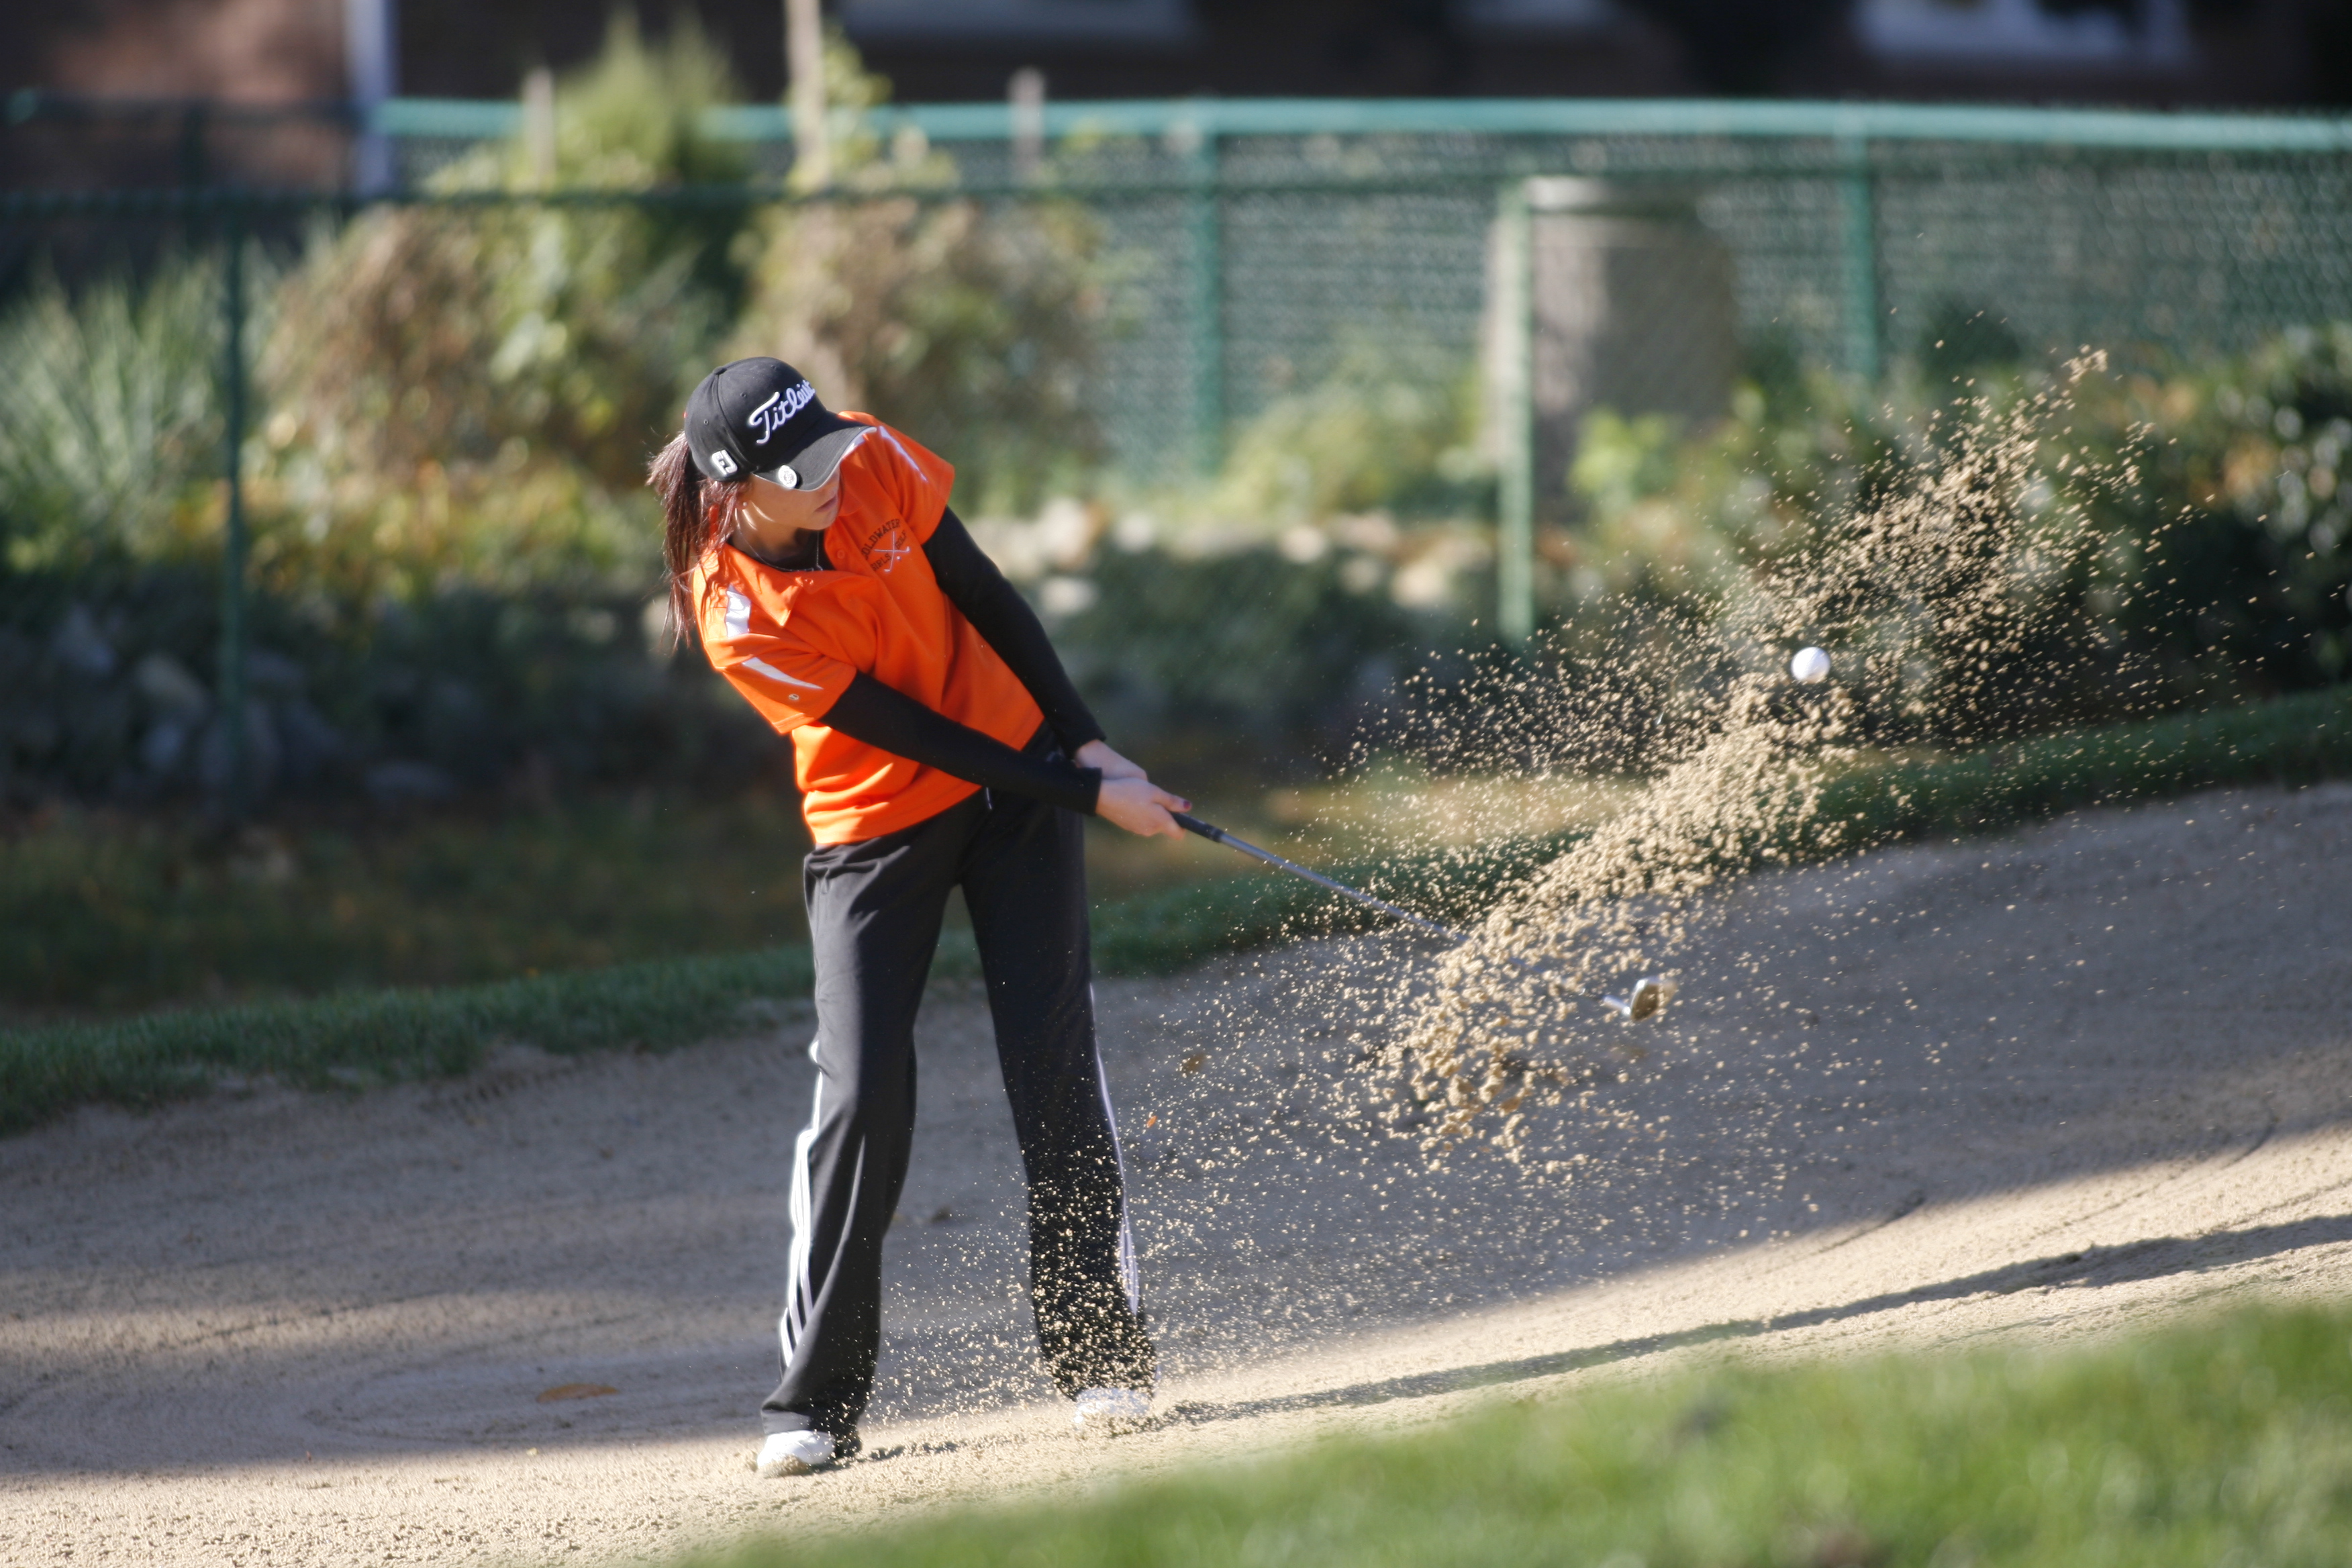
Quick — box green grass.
[0,946,820,1132]
[0,793,816,1016]
[3,685,2347,1136]
[687,1303,2352,1568]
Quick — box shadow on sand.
[1162,1212,2352,1428]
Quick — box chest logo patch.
[867,523,912,574]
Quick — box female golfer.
[649,358,1187,1478]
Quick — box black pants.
[762,755,1155,1439]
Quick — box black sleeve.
[822,672,1103,816]
[924,507,1106,753]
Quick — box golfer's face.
[744,467,843,536]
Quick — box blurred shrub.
[264,13,745,522]
[0,16,789,812]
[1060,534,1427,746]
[731,196,1108,516]
[1193,338,1488,528]
[0,256,268,806]
[2067,324,2352,695]
[0,256,233,574]
[957,339,1497,750]
[963,506,1410,750]
[1561,328,2352,734]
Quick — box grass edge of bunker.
[681,1302,2352,1568]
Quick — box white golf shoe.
[755,1429,836,1477]
[1071,1386,1153,1436]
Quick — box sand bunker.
[4,784,2349,1566]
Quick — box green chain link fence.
[4,96,2350,815]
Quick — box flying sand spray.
[1169,652,1849,1026]
[1169,814,1679,1022]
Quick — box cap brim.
[756,422,870,490]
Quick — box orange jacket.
[692,416,1043,844]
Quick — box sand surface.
[4,782,2349,1565]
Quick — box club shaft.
[1171,814,1461,942]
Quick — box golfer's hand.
[1075,740,1148,782]
[1096,776,1191,838]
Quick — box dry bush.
[264,199,718,490]
[253,13,748,603]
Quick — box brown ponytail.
[648,433,749,650]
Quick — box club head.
[1601,976,1677,1022]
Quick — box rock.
[197,703,282,799]
[246,648,308,696]
[275,699,344,786]
[50,605,116,679]
[133,652,212,725]
[140,718,193,775]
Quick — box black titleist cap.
[683,358,867,489]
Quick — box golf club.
[1171,812,1675,1021]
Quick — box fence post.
[1495,178,1535,646]
[217,197,250,820]
[1183,104,1224,475]
[1837,132,1881,385]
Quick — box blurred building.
[1827,0,2349,105]
[820,0,1679,99]
[3,0,2345,193]
[4,0,354,190]
[9,0,2349,107]
[393,0,2352,105]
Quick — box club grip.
[1170,812,1226,843]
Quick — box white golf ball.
[1790,646,1832,684]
